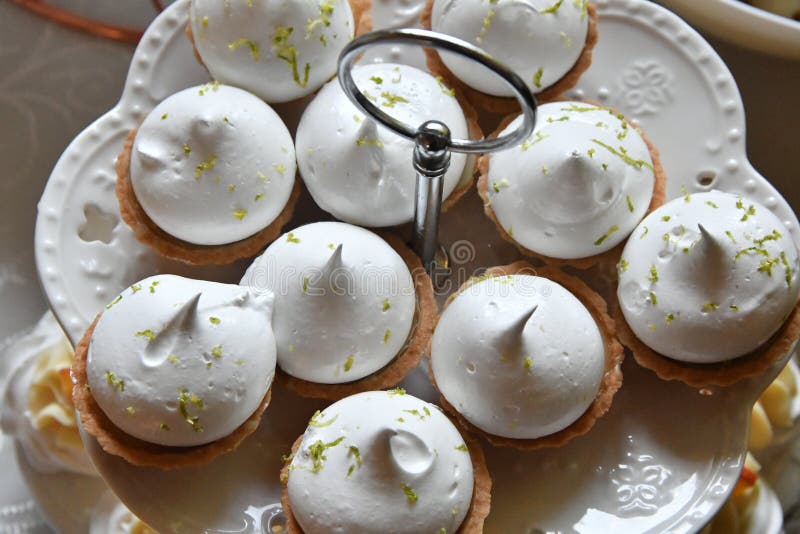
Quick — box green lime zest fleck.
[382,299,391,311]
[167,354,179,365]
[781,252,793,288]
[665,313,675,325]
[106,371,125,391]
[228,38,260,61]
[706,200,719,209]
[587,148,596,158]
[346,464,355,478]
[546,116,569,123]
[402,484,418,504]
[455,444,468,452]
[126,406,136,415]
[729,305,740,312]
[758,257,780,276]
[435,76,456,97]
[233,209,248,220]
[523,356,533,371]
[105,295,123,309]
[559,30,572,47]
[130,284,142,294]
[288,345,295,352]
[136,329,155,342]
[521,131,549,151]
[591,139,653,170]
[254,193,264,202]
[477,9,495,44]
[423,406,431,417]
[541,165,548,175]
[640,226,649,239]
[396,417,405,422]
[149,280,159,293]
[160,423,170,431]
[626,195,634,212]
[647,264,659,283]
[228,184,236,192]
[594,225,619,246]
[183,144,191,154]
[403,409,425,420]
[702,302,719,312]
[272,26,310,88]
[235,358,245,366]
[328,243,336,250]
[356,137,384,148]
[273,163,287,174]
[618,259,629,273]
[649,292,657,305]
[380,91,409,108]
[178,390,204,433]
[724,230,737,243]
[387,387,406,396]
[211,345,223,359]
[305,1,334,37]
[533,67,544,89]
[197,80,221,96]
[343,355,354,372]
[302,276,309,294]
[160,113,168,120]
[492,178,510,193]
[370,76,383,84]
[735,198,756,221]
[348,445,361,466]
[541,0,563,13]
[383,329,391,344]
[194,154,217,179]
[209,317,220,325]
[309,410,339,427]
[308,436,345,472]
[602,163,609,171]
[661,215,671,222]
[286,232,301,243]
[754,229,783,246]
[561,104,600,113]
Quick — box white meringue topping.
[486,101,655,259]
[87,275,277,446]
[617,190,800,363]
[431,274,605,439]
[286,391,473,534]
[240,222,417,384]
[431,0,589,97]
[189,0,355,103]
[296,63,469,227]
[130,84,296,246]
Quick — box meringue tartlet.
[72,274,278,468]
[187,0,372,103]
[116,83,299,265]
[429,261,624,450]
[478,101,666,269]
[615,190,800,387]
[241,222,437,400]
[422,0,598,113]
[281,390,491,534]
[296,63,481,227]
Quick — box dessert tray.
[25,0,800,532]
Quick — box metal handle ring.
[337,28,538,154]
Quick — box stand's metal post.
[412,120,451,274]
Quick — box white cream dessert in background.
[481,101,658,262]
[617,190,800,364]
[296,63,470,227]
[85,274,277,447]
[750,358,799,450]
[431,273,606,440]
[189,0,356,103]
[241,222,416,384]
[429,0,590,97]
[284,391,475,534]
[128,83,296,246]
[0,314,95,476]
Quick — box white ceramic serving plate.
[31,0,800,532]
[658,0,800,60]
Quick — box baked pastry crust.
[116,128,301,265]
[427,261,625,450]
[278,232,438,400]
[476,102,668,270]
[280,426,492,533]
[421,1,599,114]
[72,315,272,469]
[613,298,800,388]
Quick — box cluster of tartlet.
[23,0,800,532]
